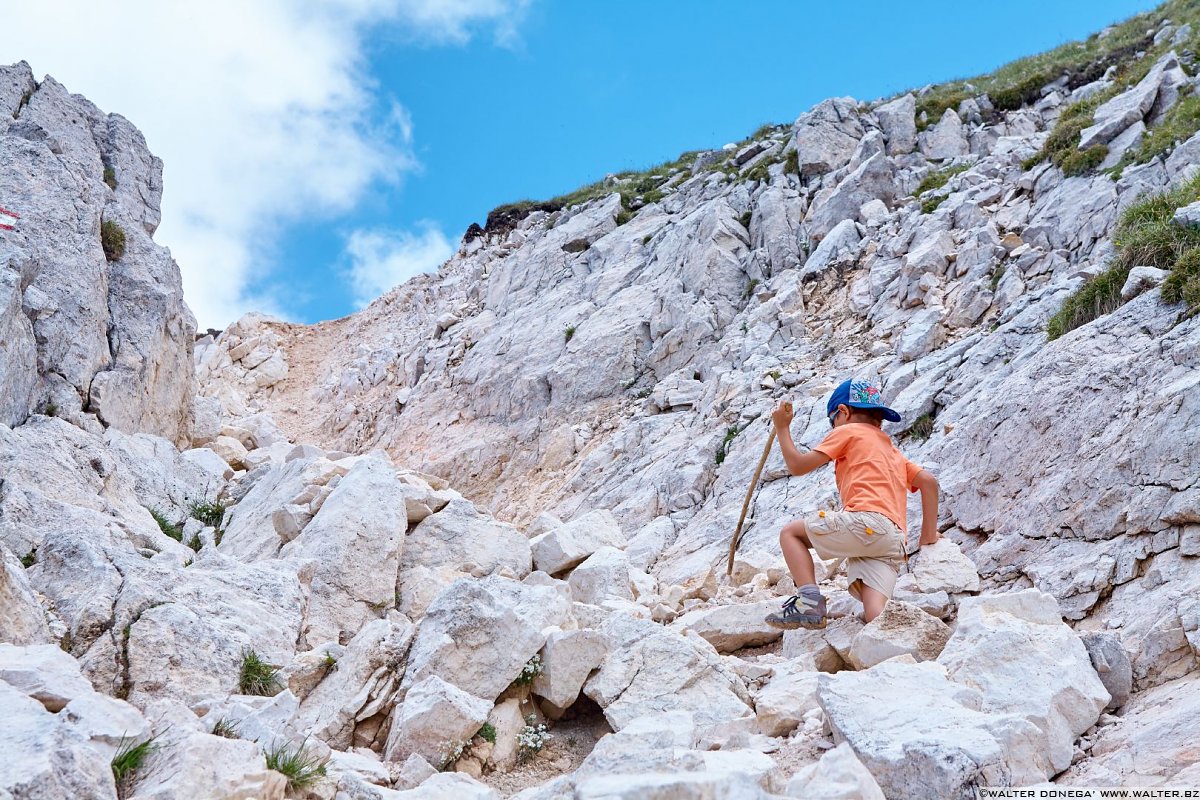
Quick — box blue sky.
[3,1,1163,326]
[278,0,1161,324]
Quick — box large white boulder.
[910,539,981,593]
[0,643,94,711]
[805,151,895,239]
[919,108,968,160]
[753,662,820,737]
[384,675,491,767]
[530,510,625,575]
[0,545,51,645]
[567,546,633,604]
[847,599,952,669]
[0,682,117,799]
[792,97,865,177]
[817,660,1046,799]
[403,498,531,577]
[584,617,753,730]
[785,742,885,799]
[671,599,783,654]
[874,93,917,155]
[295,618,415,750]
[937,589,1110,775]
[402,576,572,701]
[531,628,609,709]
[280,453,408,645]
[1080,51,1181,148]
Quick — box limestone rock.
[753,663,820,736]
[937,589,1110,775]
[847,600,952,669]
[919,108,968,160]
[384,675,491,766]
[818,660,1046,799]
[1120,265,1170,301]
[1062,673,1200,786]
[531,628,609,709]
[0,545,52,645]
[530,510,625,575]
[874,93,917,155]
[1081,631,1133,710]
[279,453,407,645]
[792,97,865,177]
[393,772,500,799]
[0,681,117,800]
[1080,52,1181,149]
[567,546,633,604]
[584,618,753,730]
[910,539,981,593]
[403,576,572,701]
[0,643,94,711]
[295,618,415,749]
[671,599,783,654]
[805,151,896,239]
[785,742,885,799]
[801,218,861,280]
[1174,200,1200,228]
[404,498,530,578]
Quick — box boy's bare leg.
[779,519,816,587]
[860,583,888,623]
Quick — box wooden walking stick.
[726,402,790,578]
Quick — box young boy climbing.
[764,377,940,629]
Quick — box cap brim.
[848,402,902,422]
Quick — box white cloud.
[345,223,455,307]
[0,0,530,327]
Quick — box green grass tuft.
[210,717,241,739]
[1048,172,1200,338]
[189,501,225,530]
[44,402,58,417]
[742,278,759,300]
[238,649,282,696]
[101,219,126,262]
[103,167,117,190]
[739,210,753,230]
[264,740,328,793]
[112,734,159,788]
[564,325,576,342]
[1061,144,1109,176]
[990,265,1006,292]
[921,196,946,215]
[915,164,969,196]
[784,149,799,175]
[907,412,936,441]
[20,550,36,568]
[714,425,741,466]
[149,509,183,542]
[478,722,497,744]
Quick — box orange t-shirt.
[813,423,922,531]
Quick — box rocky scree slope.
[3,5,1200,799]
[210,0,1200,699]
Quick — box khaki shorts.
[805,510,906,600]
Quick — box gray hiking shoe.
[764,593,827,630]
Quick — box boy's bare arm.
[771,402,831,476]
[912,469,940,545]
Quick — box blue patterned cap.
[827,378,901,422]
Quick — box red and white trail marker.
[0,207,18,231]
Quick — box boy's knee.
[780,519,808,543]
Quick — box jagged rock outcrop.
[0,61,195,445]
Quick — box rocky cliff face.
[4,6,1200,799]
[0,60,194,446]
